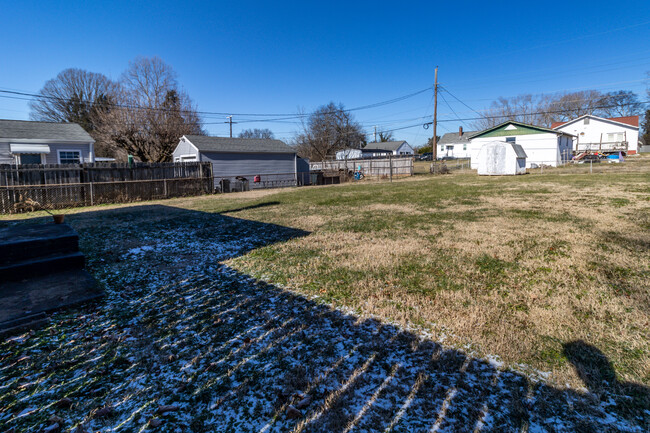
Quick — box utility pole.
[432,66,438,162]
[226,116,233,138]
[374,126,377,142]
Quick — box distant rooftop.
[439,131,477,145]
[363,141,408,151]
[183,135,295,154]
[0,119,94,142]
[551,115,639,129]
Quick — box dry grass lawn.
[222,157,650,388]
[3,156,649,390]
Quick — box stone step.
[0,251,85,282]
[0,269,102,332]
[0,223,79,264]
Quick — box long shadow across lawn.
[0,204,647,432]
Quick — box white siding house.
[552,115,639,155]
[363,141,414,156]
[469,121,573,169]
[0,119,95,165]
[437,127,475,159]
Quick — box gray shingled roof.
[184,135,295,154]
[438,131,477,145]
[363,141,407,151]
[0,119,94,141]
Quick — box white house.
[477,141,527,175]
[363,141,414,156]
[469,121,573,169]
[437,127,475,159]
[551,115,639,155]
[0,119,95,165]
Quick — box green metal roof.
[470,121,573,139]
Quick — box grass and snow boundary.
[1,204,648,432]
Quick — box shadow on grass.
[0,204,647,432]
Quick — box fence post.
[164,178,168,197]
[89,181,94,206]
[389,154,393,182]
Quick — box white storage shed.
[477,141,527,176]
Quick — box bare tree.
[598,91,643,118]
[473,89,643,130]
[294,102,366,161]
[95,57,203,162]
[473,94,545,130]
[239,128,274,139]
[643,73,650,146]
[29,68,117,130]
[377,130,394,142]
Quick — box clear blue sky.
[1,1,649,147]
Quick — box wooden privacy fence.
[309,156,413,179]
[0,162,213,213]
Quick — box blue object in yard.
[607,154,619,160]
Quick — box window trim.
[17,153,45,165]
[57,149,82,164]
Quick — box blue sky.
[1,1,649,147]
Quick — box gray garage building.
[172,135,299,190]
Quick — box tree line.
[30,59,649,162]
[471,89,645,130]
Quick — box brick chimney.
[459,126,463,137]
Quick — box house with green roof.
[469,121,574,169]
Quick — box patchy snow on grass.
[1,210,647,432]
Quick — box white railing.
[576,141,628,152]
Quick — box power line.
[438,90,472,128]
[422,99,650,125]
[0,85,433,120]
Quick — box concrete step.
[0,251,85,282]
[0,269,102,333]
[0,223,79,264]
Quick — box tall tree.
[294,102,366,161]
[29,69,118,156]
[239,128,274,139]
[417,136,441,154]
[643,75,650,147]
[473,89,643,130]
[377,130,394,142]
[95,57,203,162]
[29,68,117,131]
[598,90,643,118]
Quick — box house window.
[440,145,445,151]
[584,118,590,125]
[463,143,467,151]
[505,137,516,143]
[607,133,624,143]
[58,150,81,164]
[19,154,42,165]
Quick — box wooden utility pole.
[432,67,439,162]
[226,116,233,137]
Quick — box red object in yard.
[254,175,261,183]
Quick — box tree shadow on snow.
[0,204,648,432]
